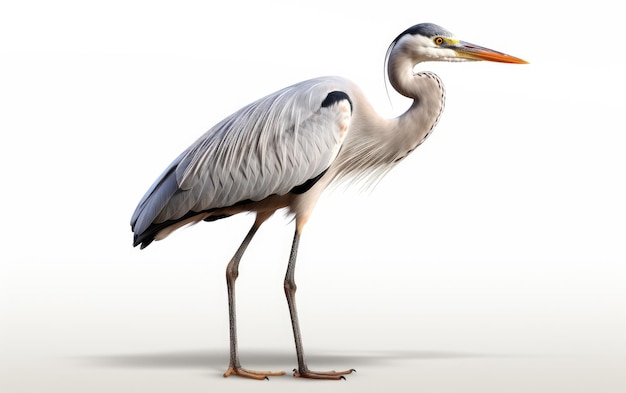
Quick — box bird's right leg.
[224,211,285,380]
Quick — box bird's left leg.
[284,219,355,380]
[224,211,285,380]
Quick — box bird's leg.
[284,224,355,380]
[224,212,285,380]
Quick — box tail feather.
[131,152,187,247]
[133,209,232,248]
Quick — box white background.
[1,1,625,392]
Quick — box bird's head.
[388,23,528,64]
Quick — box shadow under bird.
[131,23,527,380]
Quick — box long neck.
[329,51,445,185]
[388,51,445,113]
[387,51,446,158]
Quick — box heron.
[131,22,527,380]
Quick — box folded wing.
[131,77,353,247]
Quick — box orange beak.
[455,41,528,64]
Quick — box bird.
[130,22,527,380]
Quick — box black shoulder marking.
[321,91,353,112]
[290,168,328,195]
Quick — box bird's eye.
[434,37,444,45]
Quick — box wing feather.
[131,76,353,238]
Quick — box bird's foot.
[224,366,286,380]
[293,368,356,380]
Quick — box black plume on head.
[401,23,454,39]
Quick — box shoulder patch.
[321,91,353,112]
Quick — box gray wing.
[131,77,353,245]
